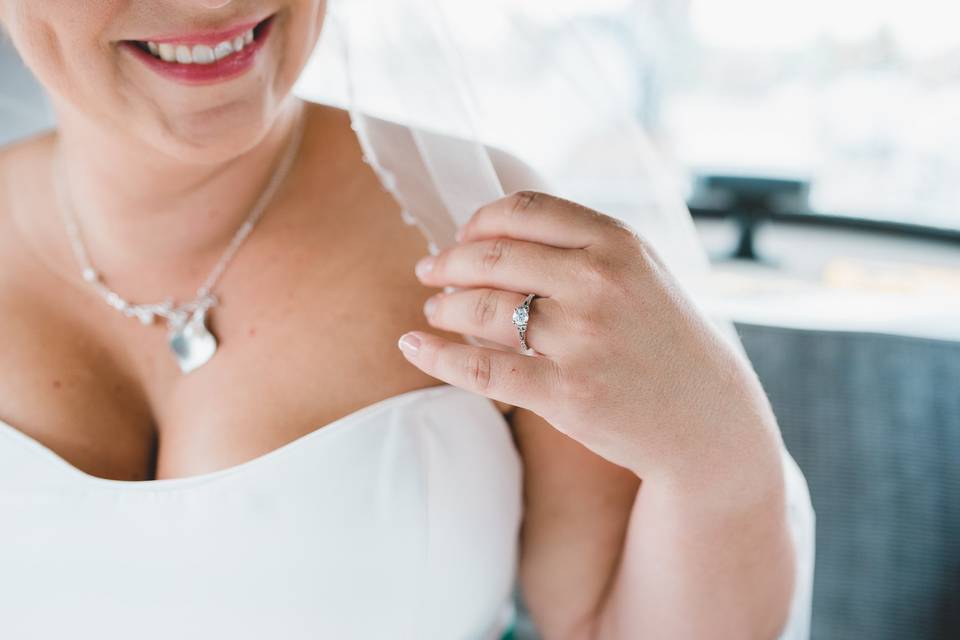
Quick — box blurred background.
[531,4,959,637]
[2,1,957,637]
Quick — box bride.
[0,0,813,638]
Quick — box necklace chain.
[53,103,307,329]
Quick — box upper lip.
[131,13,272,45]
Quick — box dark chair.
[738,323,960,640]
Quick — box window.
[297,0,959,232]
[647,0,959,231]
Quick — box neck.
[47,96,305,298]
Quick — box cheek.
[4,3,115,112]
[279,0,327,85]
[4,0,329,160]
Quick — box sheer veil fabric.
[299,1,816,637]
[0,1,815,636]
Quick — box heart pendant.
[168,307,218,374]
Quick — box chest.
[0,189,471,481]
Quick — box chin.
[151,98,287,164]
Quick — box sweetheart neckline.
[0,383,482,492]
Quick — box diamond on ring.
[512,293,536,352]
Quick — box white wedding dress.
[0,109,814,639]
[0,384,521,640]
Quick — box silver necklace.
[53,106,307,375]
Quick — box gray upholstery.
[737,323,960,640]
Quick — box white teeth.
[175,44,192,64]
[192,44,215,64]
[158,43,176,62]
[141,25,258,64]
[214,41,233,60]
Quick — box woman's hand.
[399,190,782,486]
[399,190,798,638]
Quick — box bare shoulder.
[0,128,56,243]
[299,102,523,417]
[0,129,58,279]
[0,127,56,178]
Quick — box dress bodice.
[0,384,523,639]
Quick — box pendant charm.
[168,306,218,374]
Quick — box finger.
[417,236,588,299]
[457,190,637,250]
[396,330,560,409]
[424,288,566,356]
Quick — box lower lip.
[120,17,275,86]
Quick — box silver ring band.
[512,293,536,352]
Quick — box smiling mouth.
[126,15,274,65]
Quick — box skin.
[406,193,797,637]
[0,1,795,638]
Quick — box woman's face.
[0,1,326,161]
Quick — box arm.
[486,144,797,637]
[508,405,640,639]
[511,387,796,640]
[587,366,796,639]
[401,142,801,637]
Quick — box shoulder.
[0,129,57,267]
[0,127,56,172]
[303,102,556,418]
[0,131,64,345]
[0,127,56,215]
[0,128,56,215]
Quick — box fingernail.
[398,332,421,355]
[423,295,438,318]
[415,256,435,279]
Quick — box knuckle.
[545,359,565,396]
[465,351,494,392]
[480,238,510,273]
[610,216,642,242]
[593,210,642,243]
[634,235,663,270]
[581,249,634,298]
[472,289,500,327]
[591,213,655,266]
[602,221,657,268]
[508,190,541,218]
[576,249,612,292]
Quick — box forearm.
[592,415,796,640]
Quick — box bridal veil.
[298,0,816,637]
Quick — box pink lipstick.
[120,14,276,86]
